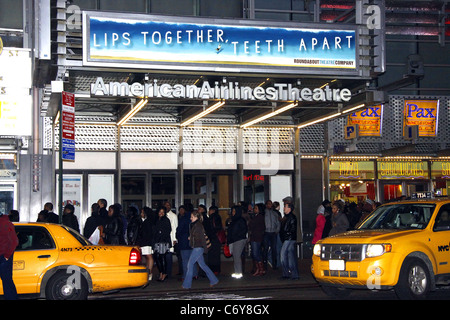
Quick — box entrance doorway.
[0,183,16,216]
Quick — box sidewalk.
[116,258,317,297]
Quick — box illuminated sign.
[90,77,352,102]
[329,161,375,180]
[0,48,32,136]
[347,105,383,136]
[377,161,429,179]
[403,100,439,137]
[83,11,357,75]
[431,161,450,179]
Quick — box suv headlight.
[313,244,321,256]
[366,244,392,258]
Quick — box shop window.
[330,181,376,203]
[122,175,146,195]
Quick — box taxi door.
[431,205,450,275]
[10,226,59,294]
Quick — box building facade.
[0,1,449,249]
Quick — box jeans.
[180,249,197,280]
[182,247,218,289]
[263,232,278,268]
[280,240,299,279]
[0,254,18,300]
[250,241,262,262]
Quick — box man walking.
[0,211,19,300]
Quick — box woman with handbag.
[153,207,172,282]
[203,206,223,275]
[182,211,219,289]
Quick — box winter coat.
[280,213,297,242]
[312,214,326,244]
[189,220,208,251]
[264,208,280,233]
[138,217,155,247]
[127,215,142,245]
[329,212,349,236]
[103,215,124,245]
[248,213,265,242]
[62,213,80,233]
[0,215,18,259]
[176,213,192,250]
[226,206,248,244]
[153,215,172,247]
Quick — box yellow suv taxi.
[311,197,450,299]
[0,223,148,300]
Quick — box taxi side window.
[15,226,56,251]
[433,205,450,232]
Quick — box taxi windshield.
[358,203,436,230]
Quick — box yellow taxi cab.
[311,195,450,299]
[0,222,148,300]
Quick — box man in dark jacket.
[280,203,299,280]
[62,203,80,233]
[0,212,19,300]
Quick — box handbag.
[204,234,212,249]
[223,244,232,258]
[216,229,226,244]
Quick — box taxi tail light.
[129,248,141,265]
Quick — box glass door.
[0,182,16,216]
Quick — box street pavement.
[90,258,317,299]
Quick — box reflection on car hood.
[319,229,421,243]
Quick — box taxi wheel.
[395,257,431,300]
[45,270,89,300]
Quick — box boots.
[252,262,265,276]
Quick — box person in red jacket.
[0,213,19,300]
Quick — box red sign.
[61,92,75,140]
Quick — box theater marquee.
[82,11,358,76]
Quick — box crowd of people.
[6,195,380,291]
[312,198,381,244]
[5,196,299,286]
[73,196,300,286]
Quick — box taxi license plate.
[329,260,345,271]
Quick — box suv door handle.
[37,255,51,258]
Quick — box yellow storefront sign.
[347,105,383,136]
[404,100,439,137]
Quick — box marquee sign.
[83,11,358,75]
[90,77,352,103]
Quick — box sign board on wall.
[83,11,358,76]
[0,47,32,136]
[347,105,383,136]
[377,161,429,179]
[61,91,75,161]
[403,100,439,137]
